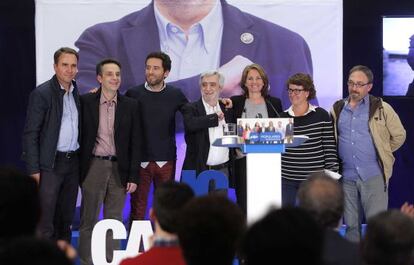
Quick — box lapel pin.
[240,32,254,44]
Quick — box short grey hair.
[199,70,225,88]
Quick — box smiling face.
[201,74,221,103]
[245,69,264,95]
[347,70,372,103]
[53,53,78,89]
[98,63,121,94]
[288,84,309,107]
[145,57,169,88]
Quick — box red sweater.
[120,246,186,265]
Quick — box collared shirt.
[202,98,229,166]
[154,0,223,82]
[153,236,180,247]
[141,82,168,168]
[93,92,117,156]
[338,95,382,181]
[285,103,317,117]
[56,83,79,152]
[144,81,166,92]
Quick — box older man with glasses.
[331,65,406,242]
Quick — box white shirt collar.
[144,81,166,92]
[202,97,220,113]
[286,103,317,117]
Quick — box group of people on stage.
[21,45,406,265]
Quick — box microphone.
[265,99,280,118]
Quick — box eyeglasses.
[347,80,370,88]
[287,88,305,95]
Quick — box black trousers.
[38,154,79,242]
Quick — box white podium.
[214,135,308,223]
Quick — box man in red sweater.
[120,181,194,265]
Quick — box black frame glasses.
[347,80,370,88]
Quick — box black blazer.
[230,95,283,120]
[182,99,234,175]
[80,89,140,186]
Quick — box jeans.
[342,175,388,242]
[282,178,302,207]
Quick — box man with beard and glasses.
[126,51,188,221]
[331,65,406,242]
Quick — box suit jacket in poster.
[80,89,140,185]
[182,99,234,175]
[75,0,312,108]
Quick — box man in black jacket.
[78,58,140,265]
[182,70,233,191]
[22,47,81,243]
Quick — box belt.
[93,155,117,162]
[56,150,78,159]
[207,161,229,170]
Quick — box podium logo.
[181,170,229,195]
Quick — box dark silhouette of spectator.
[0,167,39,244]
[177,195,245,265]
[0,237,72,265]
[297,171,360,265]
[0,167,74,264]
[120,181,194,265]
[361,210,414,265]
[241,207,323,265]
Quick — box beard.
[146,75,164,87]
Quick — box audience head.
[240,63,269,98]
[177,195,245,265]
[0,237,73,265]
[286,72,316,100]
[297,171,344,228]
[362,210,414,265]
[0,167,39,239]
[242,207,323,265]
[151,181,195,233]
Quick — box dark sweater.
[281,107,339,181]
[125,84,188,161]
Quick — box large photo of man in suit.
[36,0,342,110]
[74,0,312,108]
